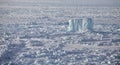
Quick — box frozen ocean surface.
[0,0,120,65]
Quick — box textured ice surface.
[68,18,93,32]
[0,23,120,65]
[0,0,120,65]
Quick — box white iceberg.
[68,18,94,32]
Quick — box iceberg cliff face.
[68,18,93,32]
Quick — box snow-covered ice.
[0,0,120,65]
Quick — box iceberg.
[68,18,93,32]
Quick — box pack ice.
[68,18,93,32]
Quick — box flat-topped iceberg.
[68,18,94,32]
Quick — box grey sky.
[0,0,120,7]
[59,0,120,6]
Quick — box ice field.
[0,0,120,65]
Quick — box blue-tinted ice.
[68,18,93,32]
